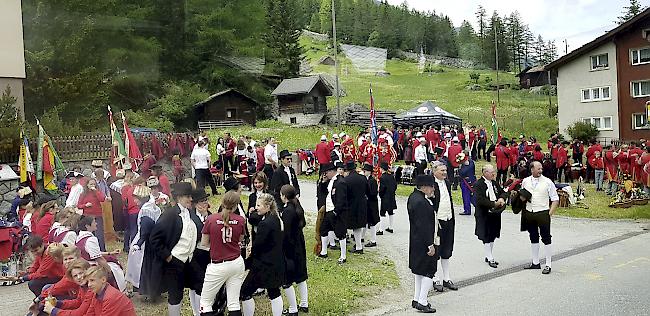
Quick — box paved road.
[2,180,648,315]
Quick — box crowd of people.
[4,125,650,316]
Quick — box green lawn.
[118,193,399,316]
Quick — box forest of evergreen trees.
[20,0,561,132]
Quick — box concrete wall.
[278,113,325,126]
[0,0,26,119]
[557,42,619,140]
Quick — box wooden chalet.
[271,75,334,125]
[194,89,260,127]
[515,65,557,89]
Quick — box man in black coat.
[362,164,380,248]
[343,162,368,254]
[408,174,439,313]
[473,164,508,268]
[378,162,397,235]
[431,161,458,292]
[317,163,349,264]
[270,149,300,206]
[147,182,203,316]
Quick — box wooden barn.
[194,89,260,127]
[516,65,557,89]
[271,75,334,125]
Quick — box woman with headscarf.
[126,185,161,295]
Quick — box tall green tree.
[264,0,304,78]
[617,0,647,24]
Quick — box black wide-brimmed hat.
[320,163,336,173]
[335,161,344,169]
[380,162,389,170]
[223,177,240,191]
[192,189,209,202]
[172,182,193,198]
[344,161,356,171]
[518,188,532,202]
[362,163,374,172]
[415,175,435,187]
[280,150,292,159]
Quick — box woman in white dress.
[125,185,161,292]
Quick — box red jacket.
[31,213,54,243]
[495,145,510,170]
[225,139,236,157]
[121,185,139,215]
[255,147,265,171]
[315,142,331,164]
[85,285,136,316]
[77,190,106,217]
[26,250,65,280]
[41,275,79,300]
[533,150,543,161]
[617,151,630,174]
[588,157,604,169]
[158,174,171,196]
[51,286,93,316]
[448,144,463,168]
[556,147,568,168]
[509,146,518,166]
[605,150,618,181]
[586,144,602,159]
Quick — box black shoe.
[542,266,552,274]
[488,261,498,268]
[377,231,384,235]
[525,263,541,270]
[349,248,364,254]
[317,253,328,258]
[415,302,436,313]
[443,280,458,291]
[328,244,340,250]
[361,238,365,243]
[298,306,308,313]
[365,242,377,248]
[337,258,346,264]
[485,258,499,265]
[411,300,418,308]
[433,282,444,292]
[386,228,394,233]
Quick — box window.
[631,80,650,97]
[581,86,612,102]
[633,113,649,130]
[226,108,236,118]
[290,117,297,124]
[631,47,650,65]
[590,53,609,70]
[582,116,613,130]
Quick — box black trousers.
[319,211,347,239]
[223,155,235,176]
[263,164,275,182]
[436,218,455,260]
[240,272,281,300]
[478,142,487,160]
[497,168,508,185]
[416,161,427,176]
[524,210,552,245]
[163,257,197,305]
[28,277,61,297]
[196,168,218,194]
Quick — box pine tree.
[617,0,646,24]
[309,12,320,31]
[457,20,479,61]
[265,0,304,78]
[475,5,487,65]
[319,0,333,35]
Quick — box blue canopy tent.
[392,101,462,128]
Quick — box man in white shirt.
[521,161,559,275]
[65,174,84,207]
[414,137,428,176]
[431,161,458,292]
[191,140,218,195]
[264,138,278,181]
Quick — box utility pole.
[332,0,341,128]
[563,39,569,55]
[494,21,500,107]
[547,70,553,118]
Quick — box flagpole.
[331,0,341,128]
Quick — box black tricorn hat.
[518,188,532,202]
[191,189,209,202]
[223,177,240,191]
[344,161,356,171]
[335,161,344,169]
[320,163,336,173]
[279,150,292,159]
[362,163,374,172]
[415,175,435,187]
[172,182,193,198]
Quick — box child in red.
[32,199,57,243]
[589,151,605,191]
[70,266,136,316]
[42,259,93,316]
[77,179,107,251]
[20,236,65,297]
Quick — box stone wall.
[398,50,476,69]
[0,178,20,215]
[278,113,326,126]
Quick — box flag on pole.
[491,101,499,145]
[108,105,126,176]
[19,129,36,187]
[121,111,142,171]
[369,84,378,147]
[36,120,64,191]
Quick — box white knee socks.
[418,276,434,306]
[328,231,336,246]
[242,298,255,316]
[413,274,423,301]
[369,225,377,243]
[440,259,451,281]
[389,214,395,229]
[379,216,386,231]
[270,296,284,316]
[484,243,493,261]
[320,236,328,256]
[296,281,308,308]
[339,238,347,260]
[531,243,540,265]
[168,303,181,316]
[545,243,552,268]
[353,229,363,250]
[189,289,200,316]
[284,285,298,313]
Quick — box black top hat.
[415,175,435,187]
[172,182,193,198]
[380,162,389,170]
[224,177,240,191]
[362,163,374,172]
[192,189,210,202]
[320,163,336,173]
[344,161,356,171]
[279,150,292,159]
[335,161,344,169]
[518,188,532,202]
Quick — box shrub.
[566,121,599,142]
[469,72,480,84]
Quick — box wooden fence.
[198,120,245,130]
[345,110,396,126]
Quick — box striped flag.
[121,111,142,171]
[36,120,64,191]
[491,101,499,145]
[18,129,36,187]
[108,105,126,176]
[369,84,378,147]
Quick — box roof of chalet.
[515,65,547,77]
[194,89,260,108]
[545,8,650,71]
[271,75,334,96]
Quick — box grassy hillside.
[301,36,558,141]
